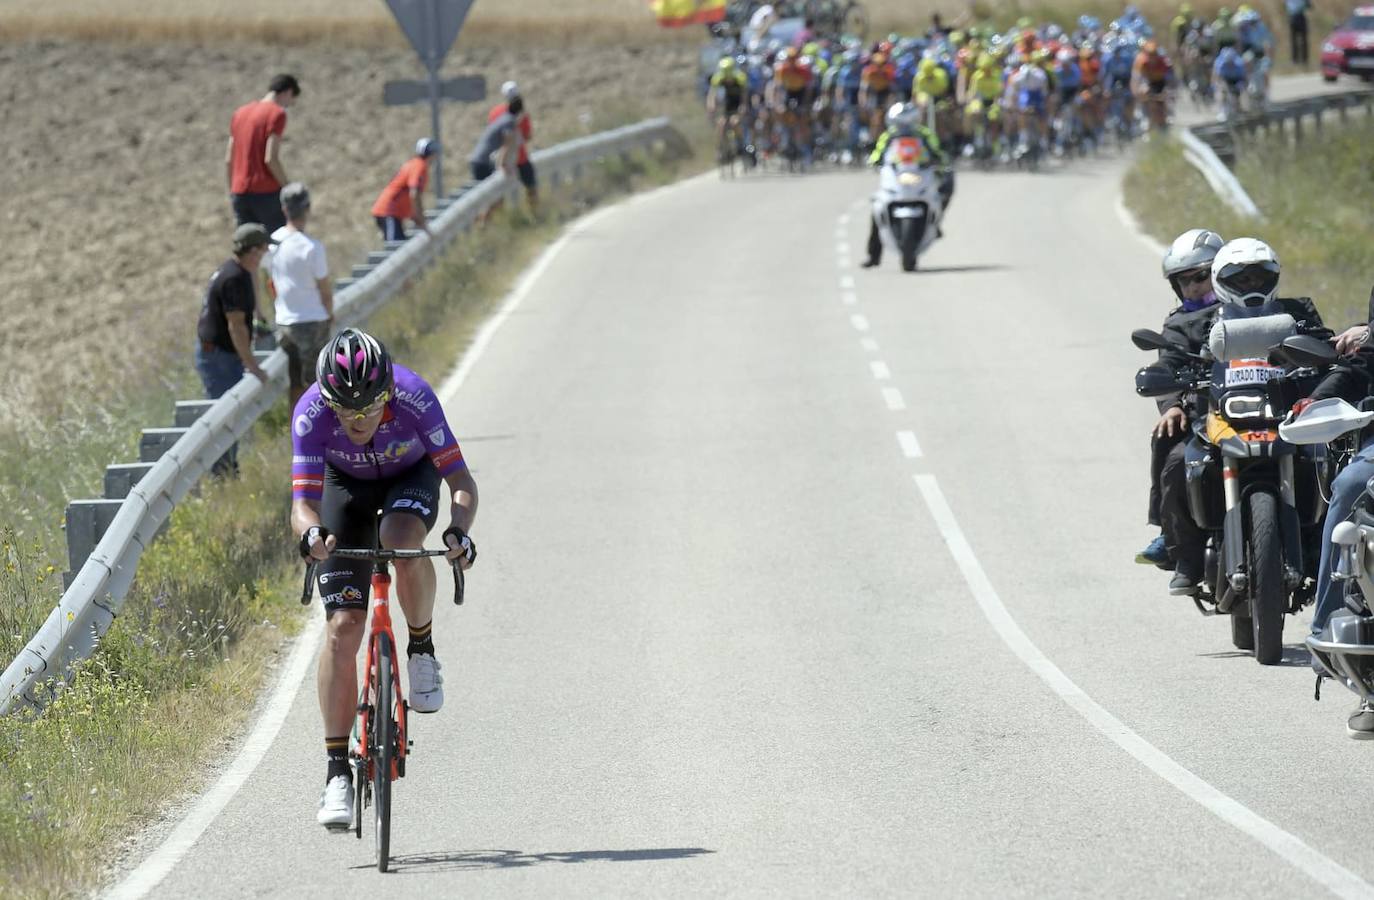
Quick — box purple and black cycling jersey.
[290,364,466,501]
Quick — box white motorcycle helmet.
[886,101,921,135]
[1162,228,1224,298]
[1212,238,1281,313]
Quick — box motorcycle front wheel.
[1247,491,1285,665]
[899,217,921,272]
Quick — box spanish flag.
[651,0,727,28]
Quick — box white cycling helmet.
[1212,237,1281,311]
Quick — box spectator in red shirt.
[489,81,537,211]
[371,139,436,243]
[227,74,301,232]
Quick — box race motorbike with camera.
[1133,314,1339,664]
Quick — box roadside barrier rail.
[1,116,686,715]
[1179,89,1374,219]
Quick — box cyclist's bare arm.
[444,468,479,566]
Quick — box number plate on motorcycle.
[1225,360,1282,387]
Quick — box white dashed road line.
[870,361,891,380]
[860,337,880,353]
[881,387,906,411]
[841,291,858,306]
[850,314,870,333]
[896,430,922,458]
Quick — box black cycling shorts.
[722,92,744,116]
[315,458,441,617]
[1147,79,1168,95]
[785,88,809,109]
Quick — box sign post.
[384,0,481,199]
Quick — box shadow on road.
[1196,643,1313,668]
[378,847,715,874]
[915,264,1011,275]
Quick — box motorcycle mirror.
[1134,363,1187,398]
[1131,328,1172,352]
[1270,334,1338,368]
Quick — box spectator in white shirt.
[267,182,334,405]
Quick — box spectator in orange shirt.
[371,139,436,243]
[489,81,537,211]
[226,74,300,232]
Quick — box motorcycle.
[869,135,943,273]
[1133,316,1338,664]
[1292,400,1374,701]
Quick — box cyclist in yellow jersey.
[963,54,1004,155]
[707,57,750,155]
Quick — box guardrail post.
[1293,112,1303,143]
[139,427,190,463]
[173,400,215,427]
[104,463,154,500]
[63,499,125,589]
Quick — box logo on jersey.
[294,415,313,437]
[318,569,352,584]
[394,388,434,414]
[427,426,446,447]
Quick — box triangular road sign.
[385,0,476,69]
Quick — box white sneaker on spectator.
[316,775,353,829]
[407,653,444,713]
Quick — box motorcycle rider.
[1155,238,1330,596]
[862,102,954,269]
[1303,300,1374,736]
[1137,228,1225,570]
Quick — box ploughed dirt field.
[0,34,697,416]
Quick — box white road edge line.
[104,177,662,900]
[1114,193,1168,257]
[882,387,906,411]
[912,473,1374,900]
[897,430,922,458]
[104,619,325,900]
[870,360,891,380]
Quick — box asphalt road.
[119,74,1374,899]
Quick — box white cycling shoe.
[407,653,444,713]
[317,775,353,829]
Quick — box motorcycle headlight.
[898,172,922,186]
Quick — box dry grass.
[0,0,1342,58]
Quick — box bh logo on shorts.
[392,497,432,517]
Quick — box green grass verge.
[1123,119,1374,329]
[0,98,708,900]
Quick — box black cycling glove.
[299,525,331,559]
[442,526,478,567]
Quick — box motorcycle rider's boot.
[1135,534,1174,569]
[1348,701,1374,740]
[1168,560,1202,596]
[861,257,880,268]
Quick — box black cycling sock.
[325,736,350,783]
[407,620,434,657]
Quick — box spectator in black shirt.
[195,223,272,474]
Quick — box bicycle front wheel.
[373,635,395,872]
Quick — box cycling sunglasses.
[325,390,391,421]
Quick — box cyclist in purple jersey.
[290,328,478,828]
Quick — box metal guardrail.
[1178,89,1374,219]
[0,116,685,715]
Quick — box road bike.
[302,546,465,872]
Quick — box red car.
[1321,6,1374,82]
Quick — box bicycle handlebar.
[300,547,466,607]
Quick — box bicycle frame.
[354,561,407,789]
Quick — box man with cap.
[371,139,436,243]
[488,81,537,211]
[266,182,334,406]
[195,223,272,476]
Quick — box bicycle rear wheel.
[373,635,395,872]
